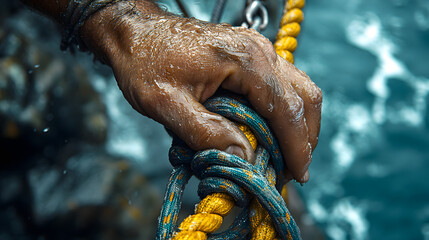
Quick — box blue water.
[292,1,429,239]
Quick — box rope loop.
[156,94,302,240]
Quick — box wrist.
[80,0,165,65]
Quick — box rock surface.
[0,2,163,239]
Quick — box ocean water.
[294,1,429,239]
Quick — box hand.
[81,1,322,183]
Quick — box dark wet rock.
[0,31,108,144]
[1,149,162,240]
[28,151,161,240]
[0,2,163,239]
[0,207,31,240]
[0,19,108,169]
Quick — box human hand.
[81,1,322,183]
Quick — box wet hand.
[81,1,322,183]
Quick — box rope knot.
[156,95,302,240]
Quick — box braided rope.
[274,0,305,64]
[158,1,305,239]
[246,1,305,239]
[157,97,301,240]
[174,124,257,240]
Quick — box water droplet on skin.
[268,103,274,112]
[43,127,49,133]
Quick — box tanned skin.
[21,0,322,183]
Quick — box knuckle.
[309,84,323,105]
[287,96,305,120]
[246,36,277,63]
[298,68,311,79]
[297,69,323,105]
[243,38,262,56]
[226,29,277,67]
[261,41,277,63]
[265,74,284,98]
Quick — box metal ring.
[245,1,269,31]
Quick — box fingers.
[277,55,323,151]
[221,55,321,183]
[132,85,256,163]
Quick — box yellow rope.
[249,165,281,240]
[173,125,256,240]
[274,0,305,64]
[173,0,305,239]
[175,193,235,240]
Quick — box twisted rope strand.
[274,0,305,64]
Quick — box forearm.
[80,0,167,65]
[20,0,165,64]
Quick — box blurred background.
[1,0,428,239]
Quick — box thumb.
[142,88,255,163]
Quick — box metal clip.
[242,0,269,31]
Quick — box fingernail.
[225,145,245,160]
[300,170,310,184]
